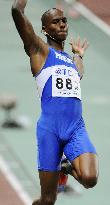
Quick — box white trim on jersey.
[35,66,51,98]
[35,65,81,99]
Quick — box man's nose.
[59,20,65,27]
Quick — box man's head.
[41,8,68,43]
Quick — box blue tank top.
[35,47,82,123]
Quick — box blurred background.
[0,0,110,204]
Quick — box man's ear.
[42,26,45,30]
[42,26,45,32]
[41,26,47,36]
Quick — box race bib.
[52,65,81,99]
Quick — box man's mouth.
[58,30,67,35]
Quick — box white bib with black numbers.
[52,65,81,99]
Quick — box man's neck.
[47,38,65,51]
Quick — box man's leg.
[71,153,99,188]
[32,171,59,205]
[34,124,63,204]
[63,122,99,188]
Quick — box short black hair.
[41,8,63,28]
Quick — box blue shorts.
[36,117,96,171]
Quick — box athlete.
[11,1,99,205]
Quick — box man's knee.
[81,172,98,188]
[32,199,41,205]
[42,194,57,205]
[32,195,57,205]
[32,199,40,205]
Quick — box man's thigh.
[37,125,63,171]
[63,123,97,162]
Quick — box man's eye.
[52,18,67,24]
[53,20,59,24]
[62,18,67,23]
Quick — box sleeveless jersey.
[35,47,82,118]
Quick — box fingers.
[69,37,74,45]
[77,36,81,47]
[82,39,89,50]
[70,36,81,47]
[69,36,89,55]
[69,37,76,53]
[70,37,89,48]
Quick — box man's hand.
[12,0,27,11]
[70,36,89,57]
[69,36,89,79]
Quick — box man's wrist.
[73,53,83,59]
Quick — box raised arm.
[11,0,49,75]
[70,37,89,79]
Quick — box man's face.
[44,9,68,42]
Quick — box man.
[11,1,99,205]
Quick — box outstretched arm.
[70,37,89,79]
[11,0,49,76]
[11,0,48,57]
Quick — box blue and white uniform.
[35,47,96,171]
